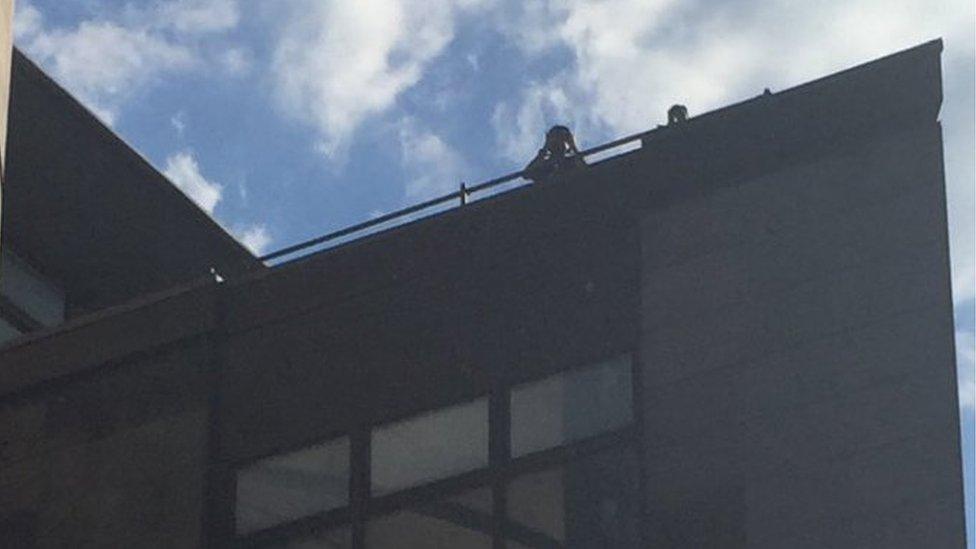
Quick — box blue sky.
[12,0,975,543]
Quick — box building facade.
[0,40,966,548]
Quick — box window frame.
[234,434,353,536]
[231,353,642,548]
[369,397,490,497]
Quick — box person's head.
[545,125,577,155]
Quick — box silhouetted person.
[523,125,586,182]
[668,104,687,125]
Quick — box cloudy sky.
[12,0,975,542]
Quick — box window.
[0,249,65,328]
[371,399,489,496]
[504,448,640,548]
[0,317,21,346]
[235,354,638,547]
[367,487,493,548]
[236,437,351,535]
[510,355,633,457]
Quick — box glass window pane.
[236,437,350,534]
[367,487,492,548]
[0,249,65,327]
[511,355,632,457]
[505,448,640,548]
[0,316,22,346]
[371,399,488,496]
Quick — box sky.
[11,0,976,543]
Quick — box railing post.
[459,182,468,206]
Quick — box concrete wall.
[0,0,16,259]
[218,169,638,464]
[3,52,261,318]
[0,0,12,170]
[639,123,964,547]
[0,340,211,548]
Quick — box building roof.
[257,39,943,266]
[0,39,944,398]
[2,49,264,317]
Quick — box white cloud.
[949,262,974,317]
[13,1,42,42]
[157,0,240,35]
[171,111,187,137]
[942,53,976,304]
[491,81,580,164]
[163,150,223,214]
[271,0,487,160]
[162,149,273,256]
[218,47,252,76]
[506,3,942,127]
[958,329,975,410]
[398,118,467,202]
[233,224,273,255]
[14,0,242,124]
[493,0,970,153]
[20,20,194,124]
[493,0,975,308]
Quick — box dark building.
[0,40,966,548]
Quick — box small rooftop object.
[523,125,586,182]
[667,104,688,125]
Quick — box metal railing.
[258,127,656,263]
